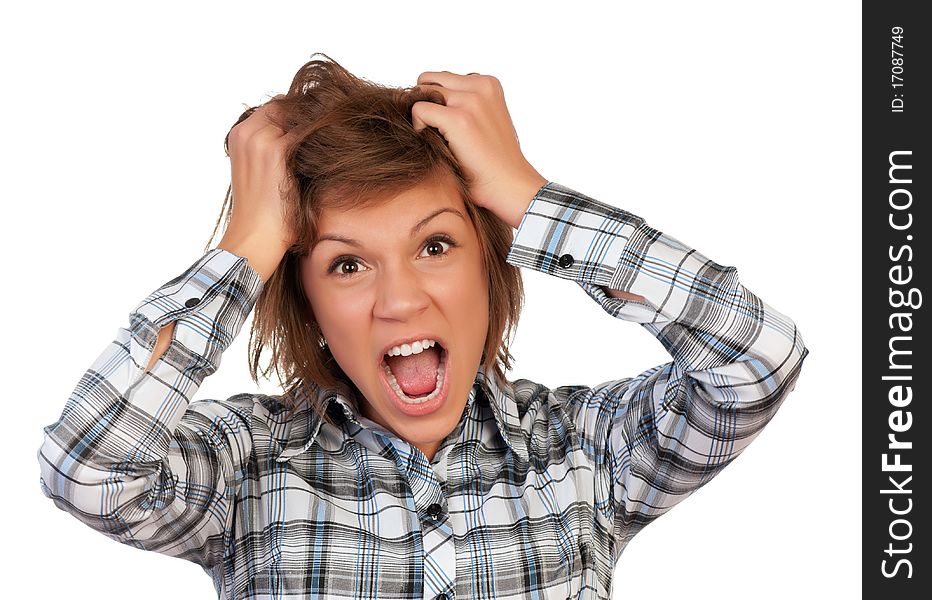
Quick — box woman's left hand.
[412,71,548,229]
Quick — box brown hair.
[206,53,524,425]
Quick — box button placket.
[419,499,455,599]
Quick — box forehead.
[316,177,469,234]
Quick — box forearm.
[217,229,290,283]
[146,321,175,372]
[604,287,646,303]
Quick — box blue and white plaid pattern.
[38,181,809,599]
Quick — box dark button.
[184,297,201,308]
[426,503,442,519]
[558,253,574,268]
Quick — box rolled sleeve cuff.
[505,181,648,291]
[129,248,264,373]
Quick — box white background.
[4,1,860,598]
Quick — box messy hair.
[205,53,524,425]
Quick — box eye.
[326,234,458,280]
[419,234,456,258]
[327,256,369,279]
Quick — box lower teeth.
[383,353,446,405]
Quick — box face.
[300,177,490,461]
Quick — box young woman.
[38,54,809,600]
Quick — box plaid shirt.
[38,181,809,600]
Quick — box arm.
[505,181,810,552]
[37,248,264,571]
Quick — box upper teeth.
[385,339,438,357]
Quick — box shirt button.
[426,503,442,520]
[558,253,574,268]
[184,297,201,308]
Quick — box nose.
[372,261,431,322]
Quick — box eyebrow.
[315,207,467,248]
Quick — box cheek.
[311,296,371,381]
[457,263,490,337]
[302,271,362,348]
[310,289,368,341]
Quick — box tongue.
[385,345,441,396]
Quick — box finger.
[233,99,284,140]
[262,103,304,150]
[411,99,449,134]
[413,82,448,100]
[249,126,289,159]
[413,82,472,110]
[280,123,304,146]
[276,124,305,158]
[238,99,301,157]
[260,98,288,128]
[416,70,479,91]
[257,99,301,145]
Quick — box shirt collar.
[273,365,529,465]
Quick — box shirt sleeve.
[37,248,264,572]
[505,181,810,553]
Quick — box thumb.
[411,100,446,134]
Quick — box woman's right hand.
[218,95,302,283]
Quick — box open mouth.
[379,342,449,406]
